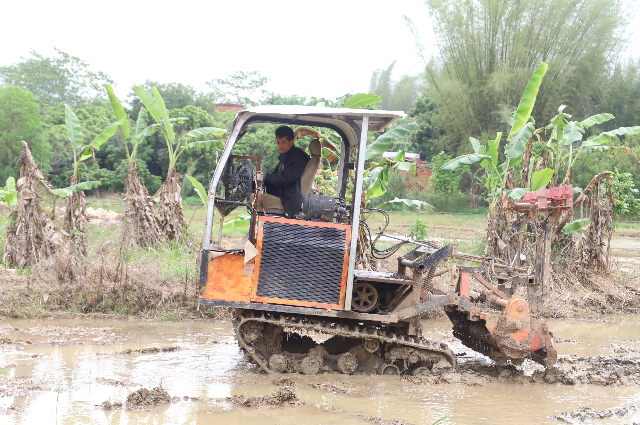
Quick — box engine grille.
[256,221,346,304]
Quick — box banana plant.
[362,122,419,200]
[0,177,17,207]
[132,86,227,170]
[105,85,159,164]
[441,62,550,207]
[64,104,124,180]
[442,60,640,209]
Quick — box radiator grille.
[256,222,345,304]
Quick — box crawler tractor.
[198,106,557,375]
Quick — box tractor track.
[233,310,457,375]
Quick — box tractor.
[197,105,557,375]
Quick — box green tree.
[408,96,445,161]
[0,48,113,107]
[429,152,464,196]
[408,0,632,156]
[0,85,47,183]
[207,71,268,106]
[369,61,420,112]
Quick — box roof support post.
[336,140,347,198]
[202,116,249,252]
[344,115,369,311]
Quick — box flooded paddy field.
[1,317,640,424]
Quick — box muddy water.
[1,317,640,425]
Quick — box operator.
[256,126,310,217]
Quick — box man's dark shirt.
[264,146,310,217]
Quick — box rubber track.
[234,310,458,374]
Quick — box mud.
[3,317,640,424]
[364,417,412,425]
[0,377,52,397]
[95,377,140,387]
[225,386,307,408]
[124,385,172,411]
[24,324,119,345]
[553,403,640,423]
[107,345,182,355]
[308,381,362,394]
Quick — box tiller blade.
[445,296,557,367]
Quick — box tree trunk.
[157,167,186,240]
[64,175,88,254]
[468,182,478,209]
[124,162,164,247]
[4,141,62,266]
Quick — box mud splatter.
[0,337,32,347]
[0,325,18,336]
[0,406,21,415]
[95,377,140,387]
[599,344,640,354]
[309,381,362,394]
[0,377,52,397]
[26,325,119,345]
[98,400,123,410]
[553,403,640,423]
[364,416,412,425]
[125,385,172,411]
[104,346,182,355]
[226,387,307,408]
[271,377,295,386]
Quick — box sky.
[2,0,639,105]
[0,0,437,103]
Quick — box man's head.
[275,126,295,154]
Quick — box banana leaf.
[185,174,207,206]
[344,93,382,109]
[441,154,491,171]
[105,85,130,140]
[64,104,83,151]
[365,123,419,160]
[508,62,547,140]
[51,181,101,197]
[581,113,614,128]
[530,168,553,191]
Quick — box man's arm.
[265,150,308,187]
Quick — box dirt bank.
[553,402,640,423]
[225,387,307,408]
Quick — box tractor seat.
[251,139,322,216]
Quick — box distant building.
[382,152,424,163]
[214,103,244,113]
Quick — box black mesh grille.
[256,222,345,304]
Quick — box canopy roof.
[233,105,406,149]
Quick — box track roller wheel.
[301,356,320,375]
[381,364,400,375]
[352,282,379,313]
[269,354,288,373]
[337,353,358,374]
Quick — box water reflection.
[0,317,639,424]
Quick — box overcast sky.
[1,0,436,102]
[2,0,639,104]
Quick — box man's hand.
[255,172,265,182]
[294,127,320,140]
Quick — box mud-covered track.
[233,310,457,375]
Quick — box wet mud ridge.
[0,377,52,397]
[99,345,182,355]
[99,385,172,411]
[553,402,640,423]
[225,387,307,408]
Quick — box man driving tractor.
[256,126,310,217]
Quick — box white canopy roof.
[233,105,406,149]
